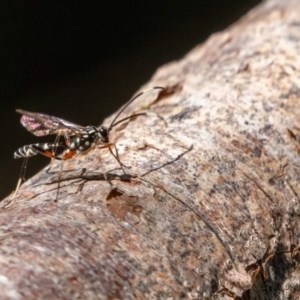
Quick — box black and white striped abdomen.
[14,143,61,159]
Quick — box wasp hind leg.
[12,157,29,198]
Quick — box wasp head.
[98,126,109,143]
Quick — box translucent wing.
[16,109,84,136]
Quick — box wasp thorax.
[69,126,102,152]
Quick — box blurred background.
[1,0,261,199]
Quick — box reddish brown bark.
[2,0,300,299]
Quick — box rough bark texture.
[2,0,300,299]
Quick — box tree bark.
[2,0,300,299]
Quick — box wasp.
[13,86,165,199]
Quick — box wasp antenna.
[111,112,167,129]
[108,86,165,131]
[110,112,147,128]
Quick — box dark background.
[1,0,261,199]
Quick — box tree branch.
[1,0,300,299]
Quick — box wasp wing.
[16,109,84,136]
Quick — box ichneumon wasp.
[13,86,165,199]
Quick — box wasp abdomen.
[14,143,64,159]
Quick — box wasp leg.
[108,145,131,172]
[54,149,77,202]
[12,156,29,198]
[48,131,65,171]
[55,161,64,202]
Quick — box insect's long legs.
[108,145,131,173]
[48,132,62,171]
[13,156,29,198]
[48,130,72,171]
[55,161,65,202]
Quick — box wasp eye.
[99,126,109,142]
